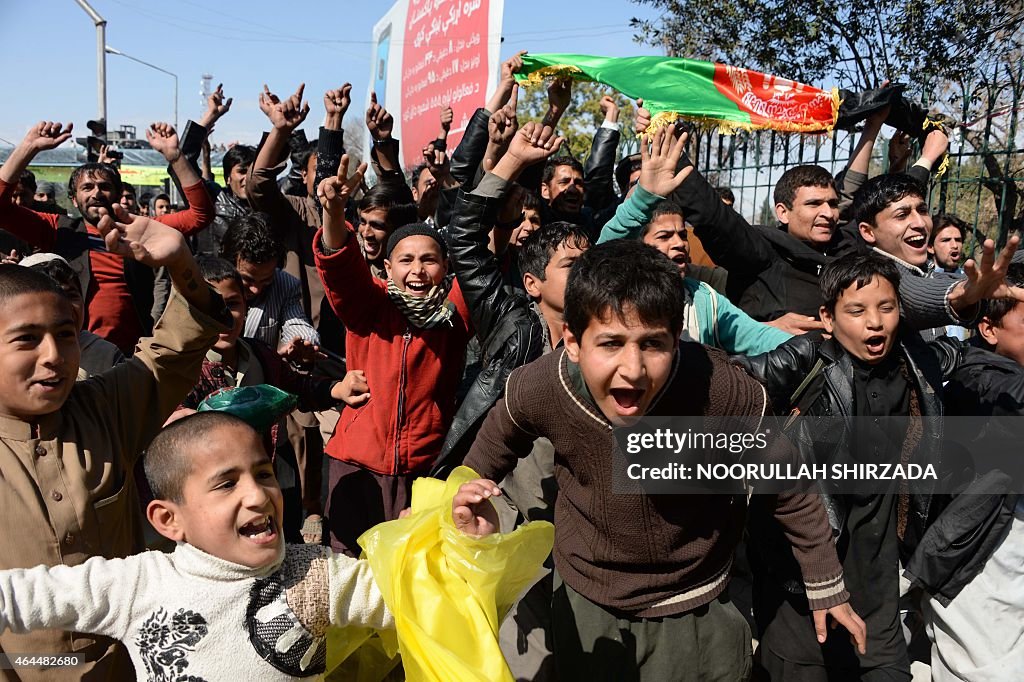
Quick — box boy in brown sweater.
[464,239,865,680]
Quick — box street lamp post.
[104,46,179,132]
[74,0,107,126]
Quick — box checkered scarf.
[386,276,456,329]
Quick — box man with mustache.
[0,121,215,354]
[928,214,966,274]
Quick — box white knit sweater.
[0,542,393,680]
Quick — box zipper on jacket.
[394,327,412,475]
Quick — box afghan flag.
[514,54,839,134]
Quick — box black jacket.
[432,181,544,476]
[905,344,1024,604]
[668,160,961,329]
[583,125,620,216]
[739,333,963,560]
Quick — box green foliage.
[630,0,1024,94]
[517,80,637,161]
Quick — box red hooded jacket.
[314,226,472,475]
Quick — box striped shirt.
[244,269,320,348]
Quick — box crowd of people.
[0,48,1021,682]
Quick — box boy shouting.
[0,191,229,679]
[464,239,864,680]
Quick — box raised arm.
[450,118,563,338]
[597,126,691,243]
[254,83,311,181]
[248,83,311,224]
[583,95,621,212]
[906,127,949,187]
[0,121,71,249]
[837,105,888,219]
[940,235,1023,325]
[481,84,519,176]
[312,83,352,210]
[542,78,571,130]
[623,103,778,277]
[147,122,215,236]
[366,91,401,176]
[97,204,211,311]
[314,155,388,332]
[449,53,525,187]
[0,555,141,641]
[436,103,453,148]
[88,205,230,454]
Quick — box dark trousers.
[757,645,912,682]
[551,572,752,682]
[326,459,414,557]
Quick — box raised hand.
[425,146,452,184]
[324,83,352,124]
[264,83,310,131]
[507,121,564,168]
[439,103,454,133]
[200,83,232,129]
[638,126,691,197]
[94,204,189,269]
[317,153,367,222]
[488,85,519,151]
[501,51,526,87]
[956,235,1024,308]
[365,91,394,141]
[97,144,120,166]
[634,98,651,135]
[258,84,280,117]
[600,94,620,124]
[548,78,571,114]
[452,479,502,536]
[919,127,949,168]
[887,131,912,171]
[146,122,182,163]
[487,50,526,113]
[21,121,74,154]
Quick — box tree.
[630,0,1024,94]
[631,0,1024,242]
[517,80,637,161]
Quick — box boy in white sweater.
[0,411,502,681]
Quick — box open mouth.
[609,387,645,414]
[239,515,277,545]
[904,233,927,249]
[864,334,887,355]
[405,280,431,295]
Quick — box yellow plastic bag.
[351,466,554,682]
[324,627,400,682]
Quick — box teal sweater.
[598,185,792,355]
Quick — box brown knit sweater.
[465,343,848,618]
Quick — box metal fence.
[626,63,1024,250]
